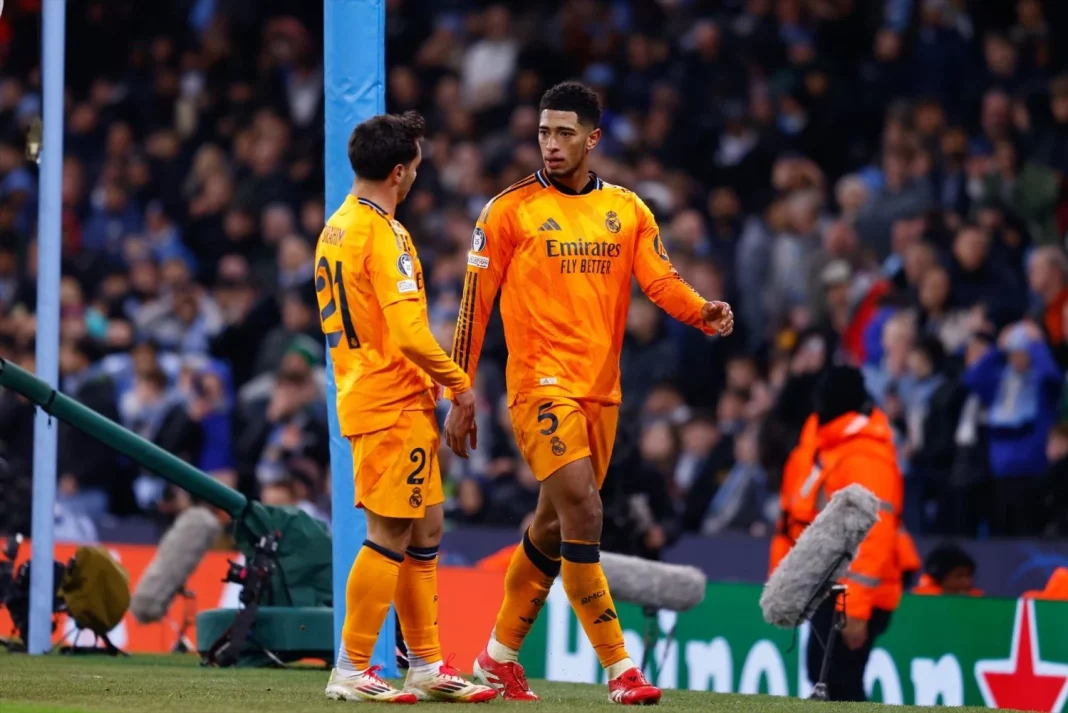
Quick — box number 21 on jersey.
[316,256,360,349]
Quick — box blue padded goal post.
[323,0,396,674]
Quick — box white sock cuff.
[406,660,441,678]
[487,632,520,664]
[604,657,636,681]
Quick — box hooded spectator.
[963,321,1064,535]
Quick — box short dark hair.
[347,111,426,181]
[539,81,602,128]
[910,335,946,371]
[924,544,976,583]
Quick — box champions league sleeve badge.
[472,227,487,252]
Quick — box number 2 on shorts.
[407,448,427,485]
[538,402,559,436]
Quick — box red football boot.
[608,667,662,705]
[472,646,540,701]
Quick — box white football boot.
[325,665,418,704]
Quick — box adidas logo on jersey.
[537,218,562,231]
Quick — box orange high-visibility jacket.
[780,409,905,621]
[1023,567,1068,601]
[912,573,984,596]
[883,529,924,604]
[897,530,922,576]
[769,415,820,577]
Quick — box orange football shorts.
[348,409,443,519]
[509,394,619,487]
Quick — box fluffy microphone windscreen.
[760,483,879,629]
[601,551,706,612]
[130,506,221,624]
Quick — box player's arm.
[444,200,515,458]
[366,237,471,394]
[384,300,470,393]
[449,201,515,391]
[631,195,734,336]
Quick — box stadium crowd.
[1,0,1067,552]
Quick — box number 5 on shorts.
[538,402,559,436]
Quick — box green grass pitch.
[0,653,1021,712]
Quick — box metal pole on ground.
[28,0,67,656]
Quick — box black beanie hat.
[814,365,870,425]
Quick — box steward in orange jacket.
[771,417,919,606]
[799,366,905,703]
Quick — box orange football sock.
[394,545,443,667]
[560,540,628,668]
[492,529,560,653]
[338,541,403,673]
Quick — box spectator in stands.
[915,265,972,355]
[982,138,1060,246]
[1043,424,1068,537]
[901,336,967,534]
[699,424,770,536]
[620,293,678,413]
[948,224,1026,327]
[677,410,737,532]
[1028,245,1068,367]
[963,321,1063,535]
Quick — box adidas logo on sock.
[537,218,562,231]
[594,608,618,624]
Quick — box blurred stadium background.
[1,0,1068,709]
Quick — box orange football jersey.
[452,170,713,406]
[316,196,436,436]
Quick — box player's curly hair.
[348,110,426,180]
[540,81,602,128]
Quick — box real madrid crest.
[409,486,423,509]
[605,211,621,234]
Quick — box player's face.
[396,142,422,203]
[539,110,600,178]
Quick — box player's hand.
[702,301,734,336]
[445,389,478,459]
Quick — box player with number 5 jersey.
[316,111,495,705]
[446,83,735,705]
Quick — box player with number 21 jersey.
[317,111,493,705]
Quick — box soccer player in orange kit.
[317,111,495,704]
[446,82,735,705]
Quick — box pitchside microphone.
[131,506,221,624]
[760,483,880,629]
[601,551,706,612]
